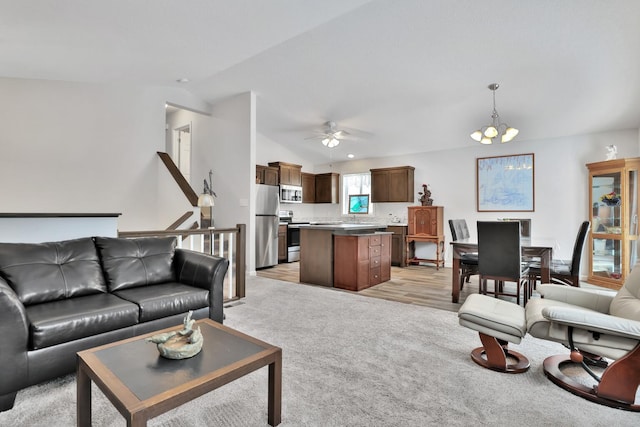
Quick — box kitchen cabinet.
[586,158,640,290]
[301,172,340,203]
[268,161,302,186]
[370,166,415,202]
[315,172,340,203]
[334,233,392,291]
[256,165,279,185]
[406,206,445,269]
[278,224,287,263]
[302,172,316,203]
[387,225,407,267]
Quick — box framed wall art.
[476,153,535,212]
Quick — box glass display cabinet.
[587,158,640,289]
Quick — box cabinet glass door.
[627,169,639,268]
[591,171,622,280]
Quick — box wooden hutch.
[405,206,445,269]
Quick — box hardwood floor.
[256,262,480,312]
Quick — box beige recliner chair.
[526,267,640,411]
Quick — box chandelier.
[470,83,519,144]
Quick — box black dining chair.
[448,219,478,290]
[527,221,590,288]
[477,221,530,306]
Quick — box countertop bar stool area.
[477,221,530,306]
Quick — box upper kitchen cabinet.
[268,162,302,186]
[256,165,279,185]
[302,172,316,203]
[315,173,340,204]
[370,166,415,202]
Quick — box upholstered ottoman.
[458,294,530,373]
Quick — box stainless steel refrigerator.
[255,184,280,268]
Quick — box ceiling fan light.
[327,138,340,148]
[321,138,330,146]
[470,130,483,142]
[480,136,493,145]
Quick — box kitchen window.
[342,172,373,215]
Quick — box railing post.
[236,223,246,298]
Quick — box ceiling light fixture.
[470,83,519,144]
[322,137,340,148]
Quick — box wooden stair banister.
[167,212,196,230]
[157,151,199,207]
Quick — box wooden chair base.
[470,332,529,374]
[543,353,640,412]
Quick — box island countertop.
[297,223,388,232]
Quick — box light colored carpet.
[1,276,638,426]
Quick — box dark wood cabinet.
[256,165,279,185]
[268,161,302,186]
[302,172,316,203]
[387,225,407,267]
[334,233,392,291]
[406,206,445,269]
[301,172,339,204]
[278,224,287,263]
[315,173,340,203]
[370,166,415,203]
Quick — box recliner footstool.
[458,293,530,373]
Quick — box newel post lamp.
[197,169,216,228]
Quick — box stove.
[278,211,309,262]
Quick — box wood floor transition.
[256,262,476,312]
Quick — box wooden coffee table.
[76,318,282,426]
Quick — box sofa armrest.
[542,305,640,340]
[538,284,616,313]
[0,277,29,396]
[173,249,229,324]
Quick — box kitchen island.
[298,223,388,287]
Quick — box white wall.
[0,77,215,232]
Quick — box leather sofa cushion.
[0,238,106,306]
[25,293,139,350]
[114,282,209,322]
[95,236,177,292]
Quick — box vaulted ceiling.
[3,0,640,162]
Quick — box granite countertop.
[298,223,388,231]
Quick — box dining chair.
[477,221,530,306]
[448,219,478,290]
[527,221,590,288]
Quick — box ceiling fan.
[304,121,354,148]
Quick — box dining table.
[450,238,554,303]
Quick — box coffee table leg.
[268,351,282,426]
[77,363,91,427]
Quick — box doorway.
[173,124,191,182]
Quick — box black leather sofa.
[0,235,229,411]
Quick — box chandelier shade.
[470,83,519,144]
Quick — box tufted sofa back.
[0,238,106,305]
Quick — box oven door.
[286,223,304,262]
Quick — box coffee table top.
[78,318,280,402]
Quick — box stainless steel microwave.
[280,184,302,203]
